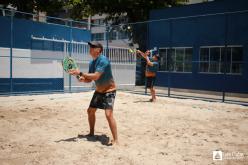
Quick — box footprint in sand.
[36,107,44,110]
[58,118,67,121]
[163,132,168,136]
[192,133,198,136]
[158,152,168,156]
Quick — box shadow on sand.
[133,100,151,103]
[55,134,111,146]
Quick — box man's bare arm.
[145,56,154,66]
[136,50,147,59]
[68,69,101,82]
[81,72,102,81]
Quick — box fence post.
[145,77,147,94]
[168,19,173,97]
[10,10,14,93]
[222,14,228,102]
[69,20,72,92]
[145,22,149,95]
[106,25,109,57]
[168,64,171,97]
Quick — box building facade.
[89,14,132,48]
[148,0,248,94]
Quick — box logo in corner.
[213,150,223,161]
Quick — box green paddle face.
[128,48,136,54]
[62,56,78,72]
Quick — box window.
[209,47,221,73]
[158,49,168,71]
[175,48,184,72]
[225,46,243,74]
[184,48,193,72]
[118,31,128,39]
[92,33,104,41]
[199,48,209,72]
[109,31,117,40]
[159,47,193,72]
[199,46,243,74]
[92,19,105,26]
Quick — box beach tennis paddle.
[128,48,137,54]
[62,56,81,79]
[129,48,152,55]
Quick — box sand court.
[0,91,247,165]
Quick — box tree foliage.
[68,0,183,22]
[1,0,65,16]
[2,0,183,48]
[67,0,183,49]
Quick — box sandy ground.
[0,91,248,165]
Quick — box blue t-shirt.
[146,57,159,73]
[89,55,115,88]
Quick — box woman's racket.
[128,48,137,54]
[62,56,80,79]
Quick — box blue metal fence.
[0,8,91,94]
[0,3,247,104]
[0,8,137,95]
[147,0,248,103]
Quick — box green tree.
[1,0,65,16]
[67,0,184,49]
[68,0,183,22]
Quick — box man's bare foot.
[149,98,156,102]
[107,140,119,146]
[77,133,94,138]
[86,133,94,137]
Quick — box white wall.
[112,63,136,88]
[0,48,64,78]
[0,47,136,89]
[0,48,10,78]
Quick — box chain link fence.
[0,8,136,94]
[0,7,247,104]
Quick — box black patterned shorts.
[89,90,116,110]
[146,77,156,88]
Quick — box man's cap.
[150,50,157,55]
[88,41,103,50]
[153,53,160,60]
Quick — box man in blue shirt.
[68,42,118,145]
[137,49,159,102]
